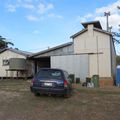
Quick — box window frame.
[2,59,9,66]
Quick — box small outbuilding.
[0,48,34,78]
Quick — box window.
[36,69,63,80]
[3,59,9,66]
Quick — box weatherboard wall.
[0,50,34,77]
[73,24,113,78]
[51,54,89,81]
[0,50,25,77]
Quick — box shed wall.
[51,55,89,82]
[73,28,112,78]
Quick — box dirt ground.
[0,79,120,120]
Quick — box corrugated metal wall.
[51,54,89,81]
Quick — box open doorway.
[35,57,51,73]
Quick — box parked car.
[30,68,72,97]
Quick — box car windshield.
[35,69,63,80]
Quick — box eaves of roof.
[0,48,32,57]
[93,28,112,36]
[70,29,88,39]
[70,27,112,39]
[82,21,102,29]
[29,42,73,58]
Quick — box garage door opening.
[35,57,51,73]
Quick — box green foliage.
[0,35,14,48]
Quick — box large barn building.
[30,21,116,85]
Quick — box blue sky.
[0,0,120,54]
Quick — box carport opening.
[35,57,51,73]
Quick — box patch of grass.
[0,79,30,92]
[75,87,120,95]
[0,80,120,120]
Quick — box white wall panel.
[51,55,89,81]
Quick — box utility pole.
[109,26,112,32]
[104,12,110,32]
[117,6,120,30]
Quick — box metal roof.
[70,21,112,39]
[70,29,87,39]
[93,28,112,35]
[0,48,32,57]
[30,42,73,58]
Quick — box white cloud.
[37,3,54,14]
[17,0,22,3]
[6,1,54,14]
[24,0,33,2]
[95,14,120,30]
[26,15,39,21]
[95,0,120,30]
[76,13,94,23]
[48,13,63,19]
[23,3,35,9]
[33,30,40,34]
[95,16,106,29]
[76,16,87,23]
[109,14,120,28]
[47,3,54,10]
[96,1,120,14]
[6,1,62,21]
[84,13,94,19]
[7,4,17,12]
[77,0,120,31]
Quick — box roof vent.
[82,21,102,29]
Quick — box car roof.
[38,68,69,74]
[39,68,64,72]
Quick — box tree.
[112,7,120,44]
[112,32,120,44]
[0,36,14,49]
[112,26,120,56]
